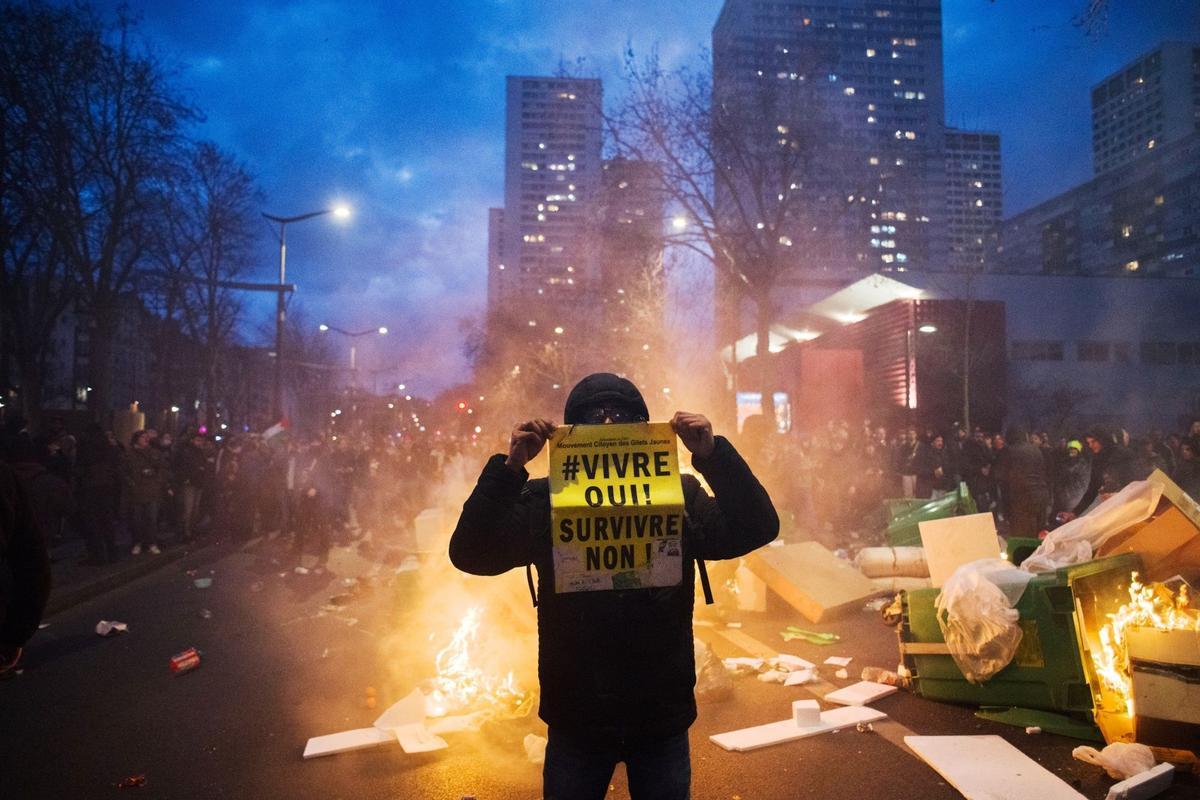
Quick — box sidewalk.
[45,535,199,617]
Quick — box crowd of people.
[744,417,1200,544]
[0,416,481,572]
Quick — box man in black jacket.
[450,373,778,800]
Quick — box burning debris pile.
[424,606,534,721]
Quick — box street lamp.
[263,205,352,419]
[318,324,388,386]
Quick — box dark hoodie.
[449,373,778,741]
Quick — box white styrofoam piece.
[824,656,853,667]
[905,735,1087,800]
[823,680,899,706]
[776,654,815,670]
[710,705,887,752]
[394,723,448,754]
[918,513,999,588]
[374,687,426,730]
[792,699,820,726]
[784,669,816,686]
[724,657,765,670]
[303,727,394,759]
[1105,763,1175,800]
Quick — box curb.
[45,547,191,617]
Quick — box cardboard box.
[1100,506,1200,582]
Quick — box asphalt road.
[3,536,1196,800]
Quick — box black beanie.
[563,373,649,424]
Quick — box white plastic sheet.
[935,558,1034,684]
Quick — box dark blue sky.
[111,0,1198,394]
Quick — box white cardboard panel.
[905,735,1087,800]
[823,681,899,706]
[303,727,394,759]
[710,706,886,752]
[918,513,999,587]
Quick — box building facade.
[1091,42,1200,176]
[493,75,603,345]
[992,133,1199,277]
[712,0,949,283]
[944,128,1002,273]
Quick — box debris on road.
[169,647,202,675]
[113,774,146,789]
[1072,742,1157,780]
[834,668,849,679]
[1026,726,1042,735]
[974,708,1102,742]
[780,626,840,645]
[824,680,899,706]
[906,735,1088,800]
[198,609,212,620]
[824,656,853,667]
[746,542,880,623]
[304,687,453,759]
[791,699,820,726]
[711,705,888,752]
[95,620,128,637]
[1104,763,1175,800]
[192,577,213,589]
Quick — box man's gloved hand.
[505,419,557,473]
[671,411,715,459]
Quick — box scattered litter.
[1026,726,1042,735]
[725,622,743,629]
[906,735,1086,800]
[695,637,733,702]
[198,609,212,620]
[169,647,202,675]
[114,774,146,789]
[784,669,816,686]
[792,699,820,726]
[824,656,853,667]
[294,566,310,575]
[193,577,213,589]
[723,657,765,672]
[1104,763,1174,800]
[860,666,907,687]
[249,581,264,593]
[95,620,128,637]
[834,668,849,679]
[394,723,448,753]
[780,626,840,645]
[775,654,815,671]
[824,681,898,707]
[856,721,875,733]
[321,648,329,659]
[1072,743,1156,781]
[37,623,50,630]
[757,670,788,684]
[863,597,890,612]
[523,733,547,765]
[711,705,887,752]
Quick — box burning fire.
[1093,572,1200,716]
[424,607,533,720]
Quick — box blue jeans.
[543,727,690,800]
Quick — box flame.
[1092,573,1200,716]
[424,607,533,720]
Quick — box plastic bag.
[694,637,733,703]
[1072,742,1156,780]
[1021,480,1162,574]
[935,558,1033,684]
[523,733,547,765]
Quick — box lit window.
[843,87,855,96]
[1154,195,1164,206]
[866,48,876,57]
[975,199,983,207]
[1121,224,1133,238]
[869,156,879,165]
[1125,260,1139,272]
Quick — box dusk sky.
[110,0,1198,396]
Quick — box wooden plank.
[710,706,887,752]
[745,542,881,623]
[904,735,1087,800]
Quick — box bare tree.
[605,47,855,424]
[6,3,197,420]
[148,142,260,430]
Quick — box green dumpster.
[884,482,977,547]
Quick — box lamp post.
[263,206,350,420]
[318,324,388,389]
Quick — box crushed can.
[169,647,202,675]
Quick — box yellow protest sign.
[548,421,685,593]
